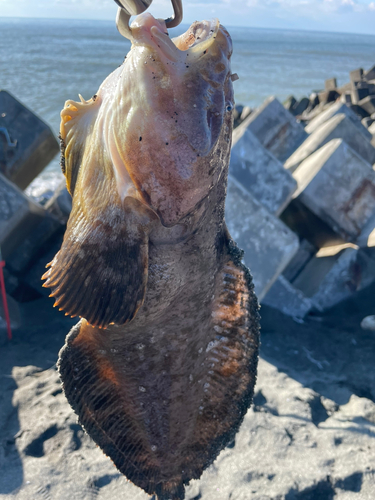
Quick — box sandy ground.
[1,283,375,500]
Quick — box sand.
[1,283,375,500]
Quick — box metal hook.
[115,0,183,40]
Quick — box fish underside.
[43,13,260,500]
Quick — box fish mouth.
[130,13,223,63]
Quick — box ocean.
[1,16,375,196]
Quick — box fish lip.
[130,13,221,62]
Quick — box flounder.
[43,13,260,500]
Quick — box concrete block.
[0,172,45,259]
[293,139,375,240]
[325,78,337,91]
[362,117,375,129]
[292,98,310,117]
[359,96,375,116]
[240,106,252,121]
[341,93,352,105]
[284,95,297,111]
[0,293,22,344]
[352,82,369,104]
[292,245,375,312]
[6,210,64,274]
[301,101,333,122]
[350,68,364,83]
[348,103,370,119]
[285,113,375,173]
[356,210,375,248]
[305,101,372,141]
[338,82,352,95]
[364,65,375,82]
[225,175,299,301]
[262,275,313,320]
[280,198,346,250]
[230,126,297,215]
[318,89,339,105]
[44,179,72,224]
[282,239,317,283]
[0,90,59,190]
[0,293,22,329]
[240,96,308,163]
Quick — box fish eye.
[226,104,233,112]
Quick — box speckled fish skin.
[44,13,260,500]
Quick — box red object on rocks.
[0,249,12,341]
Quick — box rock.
[0,172,45,259]
[292,139,375,241]
[359,96,375,116]
[240,96,308,163]
[225,175,299,301]
[262,275,313,320]
[0,89,59,190]
[361,316,375,331]
[318,89,340,105]
[230,126,297,215]
[369,121,375,135]
[292,245,375,312]
[305,101,372,141]
[325,78,337,91]
[285,113,375,173]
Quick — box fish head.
[110,13,234,226]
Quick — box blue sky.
[1,0,375,34]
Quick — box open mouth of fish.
[130,13,223,62]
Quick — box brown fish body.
[44,14,260,500]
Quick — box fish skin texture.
[45,14,260,500]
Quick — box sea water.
[1,17,375,195]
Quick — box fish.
[43,13,260,500]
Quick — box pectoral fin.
[60,94,101,195]
[43,197,156,328]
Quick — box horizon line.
[1,14,375,38]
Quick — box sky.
[1,0,375,35]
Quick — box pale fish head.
[107,13,234,226]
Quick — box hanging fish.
[43,11,260,500]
